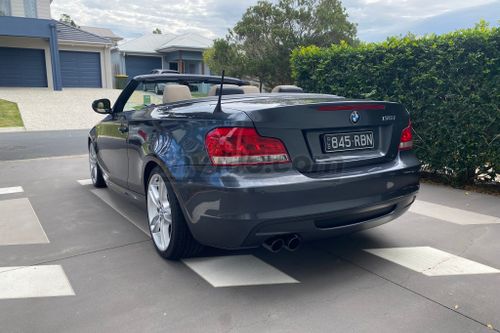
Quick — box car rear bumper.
[172,154,420,249]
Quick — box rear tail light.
[399,120,413,151]
[205,127,290,166]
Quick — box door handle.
[119,125,129,133]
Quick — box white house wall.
[10,0,25,17]
[8,0,51,18]
[36,0,51,19]
[0,36,53,89]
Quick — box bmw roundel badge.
[350,111,360,124]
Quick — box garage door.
[60,51,101,88]
[0,47,47,87]
[125,56,162,80]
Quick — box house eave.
[155,46,207,53]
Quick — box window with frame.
[122,81,213,112]
[24,0,37,18]
[0,0,11,16]
[123,82,164,112]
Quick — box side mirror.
[92,99,112,114]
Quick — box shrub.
[291,23,499,186]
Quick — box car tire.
[146,167,203,260]
[89,142,107,188]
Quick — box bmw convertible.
[88,73,420,259]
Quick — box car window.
[122,81,233,112]
[123,82,164,112]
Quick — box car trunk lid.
[238,100,410,174]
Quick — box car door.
[95,111,130,189]
[96,81,162,191]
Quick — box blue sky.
[51,0,500,42]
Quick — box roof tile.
[56,21,112,45]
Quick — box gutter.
[155,46,207,53]
[58,39,113,47]
[122,52,163,57]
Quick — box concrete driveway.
[1,130,500,332]
[0,154,499,332]
[0,88,122,131]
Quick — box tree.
[59,14,78,28]
[152,28,162,34]
[203,38,247,78]
[203,0,357,88]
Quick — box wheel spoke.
[158,178,168,207]
[89,144,98,181]
[163,208,172,224]
[150,214,161,233]
[148,185,161,208]
[89,145,97,162]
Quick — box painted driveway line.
[365,246,500,276]
[183,255,299,287]
[0,265,75,300]
[410,200,500,225]
[0,186,23,195]
[0,198,49,246]
[77,179,93,186]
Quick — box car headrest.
[163,84,192,103]
[208,84,245,96]
[241,85,260,94]
[271,85,304,93]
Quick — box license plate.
[323,131,374,153]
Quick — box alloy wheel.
[147,174,172,251]
[89,144,98,183]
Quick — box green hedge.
[291,23,499,186]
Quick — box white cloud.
[51,0,499,42]
[51,0,262,39]
[342,0,499,40]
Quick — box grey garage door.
[0,47,48,87]
[125,56,162,80]
[60,51,102,88]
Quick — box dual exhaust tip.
[263,234,301,253]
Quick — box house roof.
[80,26,123,41]
[117,33,212,54]
[117,34,178,53]
[56,21,113,45]
[156,33,212,52]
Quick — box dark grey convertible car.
[89,74,420,259]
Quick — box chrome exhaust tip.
[284,234,301,252]
[263,238,285,253]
